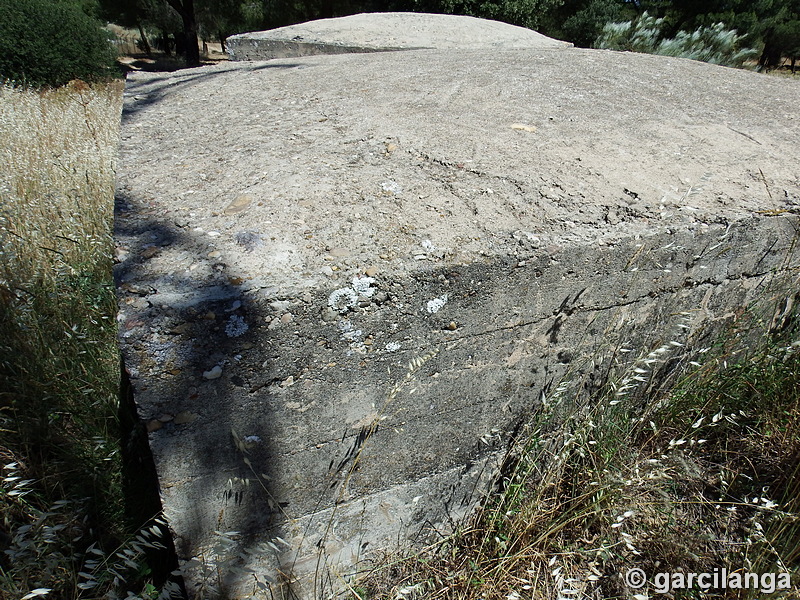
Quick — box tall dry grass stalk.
[0,80,122,286]
[0,80,131,599]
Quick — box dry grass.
[0,80,159,599]
[353,308,800,600]
[0,79,121,279]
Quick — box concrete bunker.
[115,14,800,598]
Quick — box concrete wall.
[115,39,800,597]
[116,209,799,595]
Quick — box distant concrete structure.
[226,12,572,60]
[116,13,800,599]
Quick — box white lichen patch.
[338,319,367,354]
[426,294,449,314]
[328,287,359,313]
[225,315,249,337]
[352,275,376,298]
[384,341,401,352]
[328,276,377,313]
[202,365,223,379]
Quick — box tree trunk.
[183,16,200,66]
[137,22,152,56]
[166,0,200,67]
[218,30,227,54]
[175,31,185,56]
[758,30,783,71]
[180,2,200,67]
[160,32,171,55]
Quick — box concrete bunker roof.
[227,12,573,60]
[116,15,800,597]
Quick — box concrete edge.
[227,38,422,61]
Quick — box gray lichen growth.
[225,315,249,337]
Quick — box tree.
[196,0,265,52]
[756,0,800,69]
[0,0,116,87]
[100,0,200,64]
[163,0,200,66]
[596,11,758,68]
[776,19,800,70]
[564,0,632,47]
[388,0,563,30]
[539,0,633,47]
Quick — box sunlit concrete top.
[227,12,572,60]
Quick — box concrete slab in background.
[227,12,572,60]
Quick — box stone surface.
[116,19,800,598]
[227,12,572,60]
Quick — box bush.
[560,0,633,48]
[596,11,758,69]
[0,0,117,88]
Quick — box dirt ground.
[116,44,229,74]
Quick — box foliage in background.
[96,0,800,72]
[400,0,563,30]
[761,12,800,70]
[0,0,117,87]
[633,0,800,70]
[540,0,633,48]
[596,11,759,68]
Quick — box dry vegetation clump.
[354,307,800,600]
[0,79,122,272]
[0,80,173,599]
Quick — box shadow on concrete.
[121,61,304,121]
[112,183,515,598]
[113,188,276,597]
[118,362,187,595]
[114,183,362,598]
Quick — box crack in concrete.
[293,267,788,474]
[437,268,783,348]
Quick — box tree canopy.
[0,0,117,87]
[98,0,800,71]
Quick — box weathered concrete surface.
[227,12,571,61]
[115,27,800,598]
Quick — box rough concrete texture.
[226,12,572,60]
[116,22,800,598]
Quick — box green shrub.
[596,11,758,68]
[0,0,117,88]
